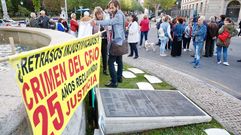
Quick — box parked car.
[0,19,19,27]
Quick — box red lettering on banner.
[85,47,100,67]
[30,77,44,105]
[22,83,33,110]
[39,73,47,97]
[66,88,83,116]
[68,55,84,77]
[47,92,64,130]
[23,62,67,109]
[44,68,55,94]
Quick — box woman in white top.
[78,11,93,38]
[127,14,140,59]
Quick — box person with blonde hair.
[93,6,110,75]
[70,13,79,37]
[78,11,93,38]
[29,12,39,27]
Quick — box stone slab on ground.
[122,71,136,78]
[204,128,230,135]
[128,68,145,74]
[96,88,212,134]
[136,82,154,90]
[144,74,163,84]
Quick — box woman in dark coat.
[171,17,185,57]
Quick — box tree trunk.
[155,4,160,19]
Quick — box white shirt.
[128,21,140,43]
[78,21,93,38]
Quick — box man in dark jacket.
[218,15,226,29]
[204,16,219,57]
[38,10,50,29]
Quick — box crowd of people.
[27,0,241,87]
[154,14,239,68]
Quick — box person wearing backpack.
[216,18,238,66]
[159,16,173,56]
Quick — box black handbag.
[109,14,128,56]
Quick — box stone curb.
[124,56,241,135]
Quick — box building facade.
[181,0,241,22]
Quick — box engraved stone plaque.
[99,89,205,117]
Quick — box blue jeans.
[194,42,204,65]
[217,46,228,62]
[140,31,148,46]
[160,37,168,54]
[108,54,123,84]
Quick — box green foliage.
[120,0,143,12]
[43,0,64,14]
[32,0,41,12]
[144,0,175,11]
[18,5,31,17]
[10,0,19,14]
[79,0,109,10]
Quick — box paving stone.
[144,74,163,84]
[128,68,145,74]
[122,71,136,78]
[136,82,154,90]
[204,128,230,135]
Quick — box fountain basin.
[0,27,86,135]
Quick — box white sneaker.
[188,49,192,51]
[184,49,187,52]
[217,61,222,64]
[160,53,167,57]
[223,62,230,66]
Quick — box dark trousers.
[238,29,241,36]
[183,37,191,49]
[205,38,215,57]
[129,43,138,57]
[101,39,108,72]
[140,31,148,46]
[171,36,182,57]
[108,54,123,84]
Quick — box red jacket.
[70,19,79,32]
[140,18,150,32]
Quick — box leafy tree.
[79,0,109,10]
[144,0,175,17]
[32,0,41,12]
[42,0,64,14]
[120,0,143,12]
[10,0,20,14]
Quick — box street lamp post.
[1,0,10,20]
[64,0,68,20]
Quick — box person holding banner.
[93,6,110,75]
[91,0,125,88]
